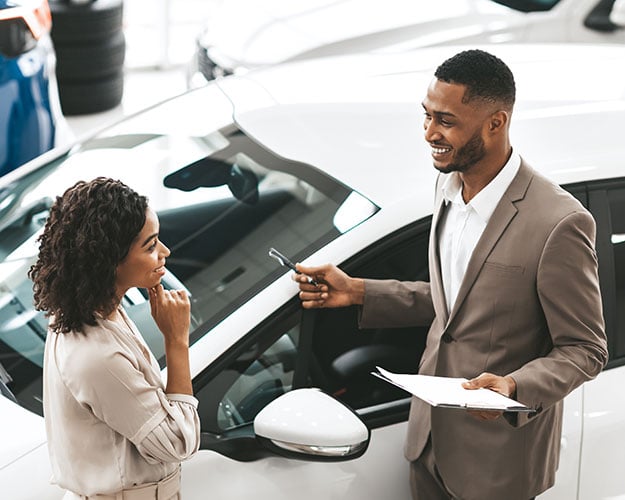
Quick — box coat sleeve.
[508,210,608,427]
[135,393,201,464]
[359,279,435,328]
[63,347,201,463]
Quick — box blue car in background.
[0,0,66,177]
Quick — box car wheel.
[54,30,125,80]
[57,71,124,115]
[50,0,125,114]
[49,0,124,44]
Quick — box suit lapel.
[429,176,449,323]
[446,161,534,326]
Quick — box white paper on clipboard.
[372,366,534,413]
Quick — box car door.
[184,179,606,500]
[0,116,384,498]
[575,179,625,500]
[182,218,432,500]
[536,181,589,500]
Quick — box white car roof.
[220,43,625,206]
[206,0,517,66]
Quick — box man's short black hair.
[434,49,515,110]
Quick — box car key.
[268,247,319,286]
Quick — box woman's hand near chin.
[148,284,193,395]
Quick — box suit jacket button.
[442,333,453,343]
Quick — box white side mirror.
[611,0,625,26]
[254,388,370,461]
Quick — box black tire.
[55,30,125,80]
[49,0,124,44]
[58,71,124,115]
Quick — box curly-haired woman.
[29,177,200,500]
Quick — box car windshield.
[0,85,379,415]
[491,0,560,12]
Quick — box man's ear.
[488,110,509,133]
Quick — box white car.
[188,0,625,85]
[1,43,625,499]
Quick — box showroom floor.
[65,0,219,138]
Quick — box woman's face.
[115,207,170,297]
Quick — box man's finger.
[295,263,323,276]
[299,290,327,300]
[462,372,494,389]
[294,277,325,290]
[292,272,323,288]
[301,299,325,309]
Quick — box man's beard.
[435,131,486,174]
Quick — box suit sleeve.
[359,279,435,328]
[508,210,608,426]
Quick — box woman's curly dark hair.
[28,177,148,333]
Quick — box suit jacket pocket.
[483,261,525,277]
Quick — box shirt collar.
[440,150,521,223]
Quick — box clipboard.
[372,366,534,413]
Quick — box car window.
[608,188,625,360]
[589,181,625,362]
[0,91,378,416]
[193,219,431,434]
[216,331,298,430]
[309,220,430,413]
[194,306,301,434]
[584,178,625,366]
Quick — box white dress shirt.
[43,307,200,496]
[438,151,521,313]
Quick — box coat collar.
[432,159,534,327]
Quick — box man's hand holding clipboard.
[372,366,534,415]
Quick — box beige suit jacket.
[360,161,608,500]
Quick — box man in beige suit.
[294,49,608,500]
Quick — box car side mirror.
[253,388,370,461]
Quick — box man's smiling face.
[421,78,490,174]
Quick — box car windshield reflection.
[0,107,379,417]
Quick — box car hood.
[203,0,525,69]
[221,42,625,203]
[0,396,46,469]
